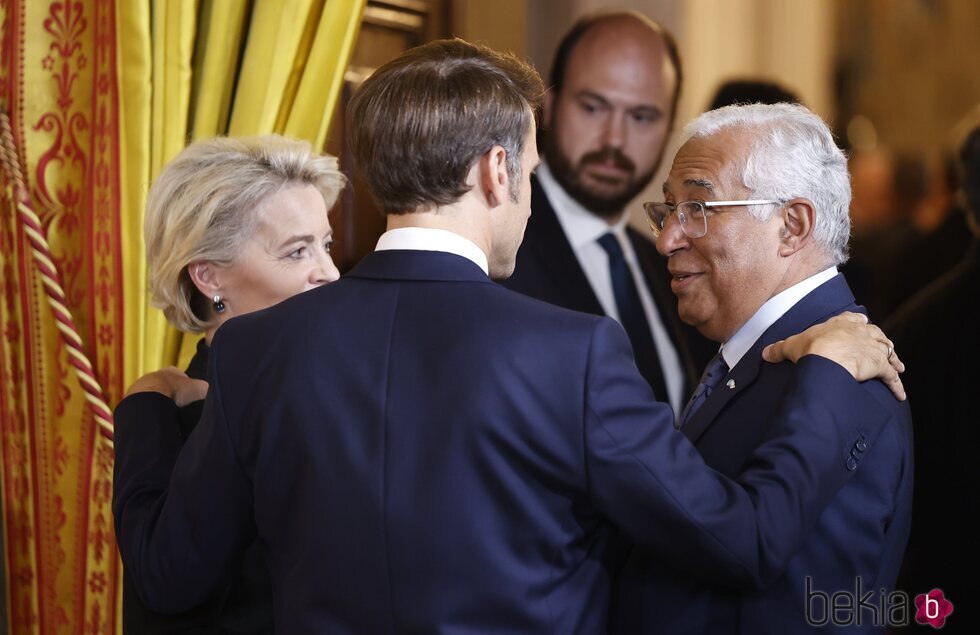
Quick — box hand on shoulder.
[125,366,209,407]
[762,312,906,401]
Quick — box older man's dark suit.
[115,251,896,633]
[503,176,715,393]
[611,274,914,634]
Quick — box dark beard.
[542,133,657,219]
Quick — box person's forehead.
[665,130,750,195]
[564,21,675,91]
[254,184,327,227]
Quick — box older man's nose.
[655,213,690,256]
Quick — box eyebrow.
[575,90,611,106]
[629,105,664,119]
[277,232,331,249]
[684,178,715,191]
[663,177,716,198]
[577,91,662,117]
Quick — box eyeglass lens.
[649,202,707,238]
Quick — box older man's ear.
[777,199,817,257]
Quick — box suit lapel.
[683,274,861,444]
[681,356,751,443]
[523,177,605,315]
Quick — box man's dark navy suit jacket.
[611,274,913,634]
[114,251,897,633]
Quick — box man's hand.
[762,312,906,401]
[125,367,209,407]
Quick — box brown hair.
[347,38,545,214]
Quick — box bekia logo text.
[806,577,954,628]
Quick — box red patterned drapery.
[1,0,364,631]
[1,0,123,631]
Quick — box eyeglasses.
[643,200,782,239]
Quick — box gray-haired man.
[613,103,914,634]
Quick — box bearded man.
[504,10,712,414]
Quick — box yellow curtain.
[131,0,366,373]
[0,0,365,631]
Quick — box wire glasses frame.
[642,200,782,238]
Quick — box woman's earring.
[213,295,226,314]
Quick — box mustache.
[579,148,635,173]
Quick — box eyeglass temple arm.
[703,199,782,207]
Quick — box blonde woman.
[113,135,345,633]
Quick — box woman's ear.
[187,261,220,298]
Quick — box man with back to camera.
[113,41,908,633]
[504,10,716,415]
[611,103,914,634]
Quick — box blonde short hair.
[144,135,346,333]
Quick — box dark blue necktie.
[679,351,729,428]
[597,233,668,401]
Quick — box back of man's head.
[682,103,852,265]
[347,38,544,215]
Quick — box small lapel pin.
[726,379,736,390]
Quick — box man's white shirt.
[376,227,489,275]
[721,266,839,369]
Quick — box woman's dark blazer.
[117,340,274,634]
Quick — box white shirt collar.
[375,227,489,275]
[722,266,839,369]
[535,160,630,246]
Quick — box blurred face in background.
[543,17,678,220]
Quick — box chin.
[679,308,718,340]
[677,302,699,327]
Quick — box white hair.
[681,103,851,264]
